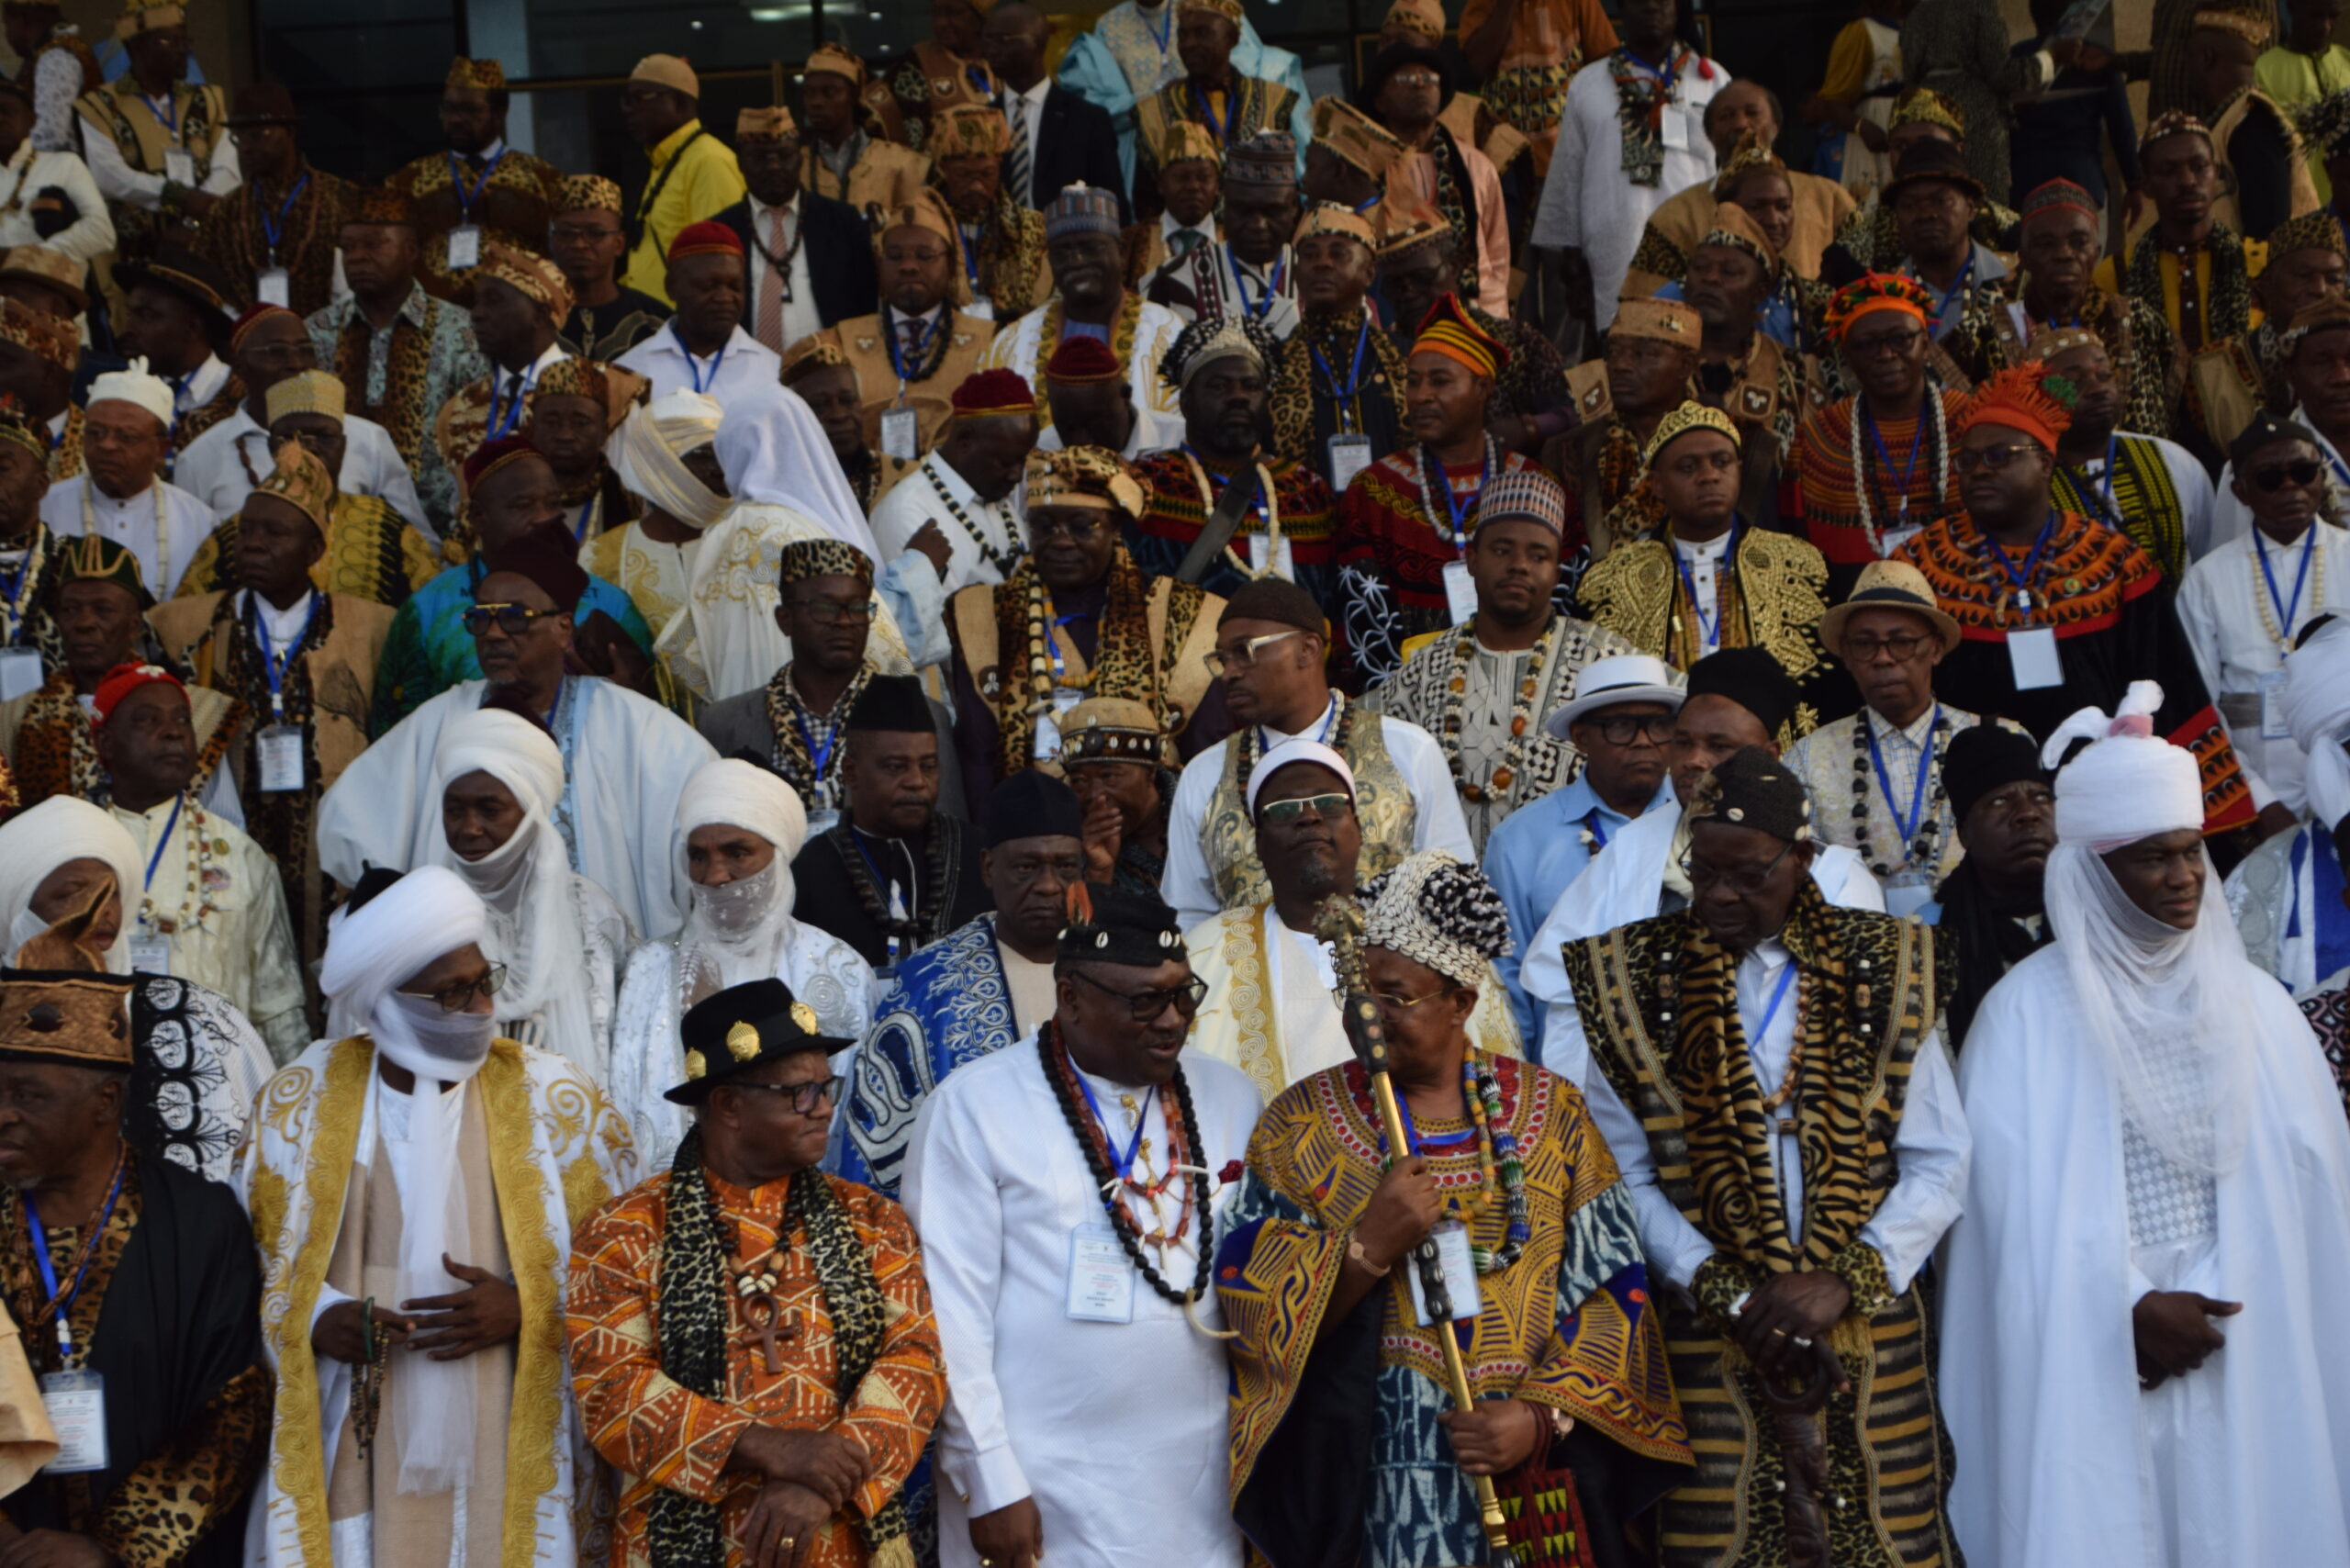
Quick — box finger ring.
[779,1540,793,1552]
[1769,1327,1789,1338]
[1793,1337,1813,1349]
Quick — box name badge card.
[445,224,482,270]
[256,267,290,308]
[258,724,306,792]
[39,1370,106,1473]
[2259,668,2292,739]
[1326,434,1373,494]
[1878,523,1922,556]
[881,407,920,461]
[1066,1222,1136,1323]
[1662,106,1692,151]
[1248,533,1296,580]
[0,648,41,702]
[1405,1219,1483,1326]
[129,930,169,975]
[2006,626,2064,690]
[1442,559,1478,625]
[163,148,196,186]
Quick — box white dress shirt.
[41,471,218,599]
[745,192,822,353]
[2209,418,2350,558]
[0,140,114,263]
[615,321,784,405]
[868,448,1025,593]
[1000,79,1051,207]
[1260,904,1351,1082]
[1158,207,1215,262]
[173,406,428,529]
[168,354,232,426]
[1671,528,1734,655]
[239,587,319,650]
[82,95,241,211]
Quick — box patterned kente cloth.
[1127,447,1341,614]
[1203,692,1417,911]
[1219,1052,1692,1568]
[1572,526,1831,693]
[1335,444,1538,687]
[835,912,1021,1199]
[1938,276,2180,444]
[566,1165,943,1568]
[2048,433,2193,583]
[1792,389,1966,569]
[1890,510,2255,832]
[387,144,566,305]
[1270,307,1408,489]
[1134,73,1299,168]
[192,161,359,317]
[1561,884,1960,1568]
[173,493,440,609]
[1387,302,1575,432]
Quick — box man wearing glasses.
[906,879,1260,1568]
[245,862,638,1568]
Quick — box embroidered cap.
[736,105,796,140]
[1382,0,1445,38]
[1610,295,1701,345]
[533,356,649,431]
[932,103,1009,157]
[1225,131,1298,192]
[1696,199,1776,272]
[469,241,575,321]
[1159,314,1276,391]
[1708,129,1785,200]
[0,246,85,314]
[1881,137,1985,207]
[1059,697,1164,766]
[346,185,417,227]
[2190,2,2272,46]
[52,535,151,609]
[2138,109,2214,157]
[804,44,867,85]
[667,220,744,263]
[1889,86,1965,137]
[665,976,845,1103]
[950,367,1039,419]
[1043,334,1127,386]
[2267,207,2350,263]
[1156,120,1223,168]
[2020,176,2098,225]
[1309,99,1404,179]
[1045,184,1125,241]
[229,301,301,353]
[1372,193,1449,259]
[113,0,185,39]
[1686,745,1813,844]
[1294,201,1375,250]
[252,440,333,536]
[0,902,133,1074]
[87,356,173,433]
[461,433,542,498]
[1473,466,1566,538]
[1639,399,1742,469]
[264,367,345,426]
[0,396,44,462]
[2284,297,2350,352]
[1056,880,1187,967]
[1174,0,1244,20]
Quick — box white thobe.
[1261,904,1350,1082]
[2177,520,2350,814]
[1520,801,1887,1082]
[0,141,113,263]
[1161,696,1478,931]
[40,473,217,599]
[2207,417,2350,557]
[978,297,1184,432]
[1579,934,1970,1292]
[904,1041,1261,1568]
[173,406,429,529]
[1940,945,2350,1568]
[868,449,1025,593]
[616,322,785,405]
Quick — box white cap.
[1247,738,1356,816]
[1544,653,1686,739]
[86,356,173,434]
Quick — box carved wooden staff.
[1757,1340,1848,1568]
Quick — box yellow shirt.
[2255,44,2350,200]
[621,119,748,306]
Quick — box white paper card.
[1878,523,1923,556]
[258,724,306,792]
[129,934,169,974]
[0,648,42,701]
[1662,106,1691,150]
[2259,668,2292,739]
[256,267,290,308]
[804,807,841,838]
[1066,1222,1136,1323]
[39,1371,106,1473]
[1441,559,1478,625]
[1327,434,1374,493]
[445,224,482,269]
[162,148,195,186]
[1248,532,1296,580]
[880,406,920,461]
[2006,626,2064,690]
[1406,1219,1483,1326]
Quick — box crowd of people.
[0,0,2341,1562]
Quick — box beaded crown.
[1822,272,1934,341]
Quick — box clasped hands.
[311,1254,522,1364]
[733,1424,875,1568]
[1732,1269,1852,1388]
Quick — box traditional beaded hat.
[1174,0,1244,20]
[2020,176,2097,225]
[1359,850,1513,988]
[0,396,43,461]
[1822,272,1934,342]
[1639,399,1742,468]
[1159,314,1276,391]
[264,368,345,425]
[2139,109,2213,156]
[1954,363,2073,448]
[347,185,417,226]
[1686,744,1813,844]
[2268,207,2350,262]
[1059,697,1164,765]
[1708,129,1785,199]
[1382,0,1445,38]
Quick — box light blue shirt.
[1483,774,1673,1037]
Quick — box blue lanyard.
[572,495,598,542]
[1751,960,1796,1043]
[849,826,912,956]
[258,173,309,261]
[1620,47,1679,96]
[954,222,982,288]
[1307,317,1371,422]
[248,591,320,717]
[1434,444,1490,554]
[673,321,726,394]
[794,709,842,790]
[2254,522,2319,636]
[2076,433,2125,530]
[446,147,507,220]
[1144,1,1171,50]
[0,552,28,624]
[140,795,184,896]
[1190,80,1235,144]
[144,91,178,137]
[1980,515,2055,614]
[1864,706,1941,844]
[486,369,530,440]
[1067,1053,1159,1181]
[1236,253,1287,321]
[885,310,941,384]
[1045,610,1091,681]
[1863,404,1927,516]
[21,1162,126,1360]
[1582,807,1610,852]
[1908,251,1974,328]
[1673,523,1740,651]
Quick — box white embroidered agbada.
[2223,618,2350,994]
[314,675,717,940]
[1940,683,2350,1568]
[606,758,877,1168]
[238,866,638,1568]
[429,707,632,1083]
[1518,798,1886,1081]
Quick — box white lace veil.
[670,759,810,1008]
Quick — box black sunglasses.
[1068,969,1209,1021]
[728,1074,845,1116]
[2250,459,2323,492]
[462,601,561,637]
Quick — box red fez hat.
[92,662,187,724]
[668,220,744,263]
[1042,335,1125,385]
[950,367,1037,418]
[462,433,541,498]
[229,301,300,352]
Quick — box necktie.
[756,206,789,352]
[1172,228,1203,258]
[1005,93,1033,208]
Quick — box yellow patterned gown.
[1220,1050,1691,1568]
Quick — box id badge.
[1878,523,1923,556]
[0,646,41,701]
[256,267,290,308]
[1884,868,1936,920]
[2259,668,2292,739]
[162,147,195,185]
[1406,1220,1483,1325]
[880,406,920,461]
[805,807,841,837]
[1248,532,1296,580]
[1661,105,1692,151]
[257,723,306,792]
[1326,433,1374,493]
[2006,625,2064,690]
[39,1369,105,1474]
[1441,558,1478,625]
[1066,1222,1136,1323]
[445,224,482,270]
[129,930,169,974]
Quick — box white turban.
[672,758,810,1001]
[2282,616,2350,833]
[319,863,491,1057]
[2042,681,2204,850]
[610,390,727,532]
[0,798,146,974]
[1248,739,1357,815]
[87,356,174,433]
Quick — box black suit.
[711,190,878,334]
[1002,84,1130,221]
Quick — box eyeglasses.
[1028,513,1106,542]
[729,1074,846,1116]
[405,962,507,1014]
[462,601,561,637]
[881,244,950,266]
[1204,628,1305,675]
[1952,442,2037,475]
[1583,711,1677,746]
[1069,969,1210,1021]
[1257,790,1353,826]
[1842,630,1930,661]
[1367,985,1458,1015]
[1681,839,1797,896]
[549,222,622,243]
[1388,67,1441,87]
[2251,459,2323,491]
[1843,328,1923,361]
[788,597,878,623]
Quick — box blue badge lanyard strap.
[674,321,726,395]
[1307,318,1371,433]
[447,147,508,223]
[885,310,942,388]
[140,794,184,911]
[1865,705,1942,847]
[247,592,321,722]
[849,826,918,960]
[1434,442,1492,554]
[794,708,843,801]
[2072,432,2125,530]
[1067,1054,1159,1182]
[485,366,532,441]
[1751,959,1797,1044]
[1673,521,1740,651]
[1863,405,1927,517]
[1190,79,1237,144]
[145,90,180,141]
[22,1157,127,1362]
[1909,251,1973,329]
[258,173,309,267]
[2253,521,2318,640]
[953,221,983,292]
[1183,443,1266,523]
[1234,252,1287,321]
[572,493,599,543]
[1982,517,2055,622]
[1045,608,1090,682]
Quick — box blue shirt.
[1657,279,1798,352]
[1483,775,1673,1037]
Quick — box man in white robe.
[1521,646,1886,1081]
[904,881,1259,1568]
[239,864,638,1568]
[2227,616,2350,995]
[1941,680,2350,1568]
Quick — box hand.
[310,1299,410,1366]
[2132,1291,2240,1384]
[738,1479,830,1568]
[177,189,219,220]
[2255,801,2300,843]
[401,1254,522,1361]
[967,1495,1045,1568]
[906,520,954,580]
[0,1530,118,1568]
[1353,1155,1443,1271]
[2048,35,2083,68]
[1857,118,1888,152]
[1438,1397,1547,1476]
[1080,790,1125,882]
[2075,40,2112,73]
[732,1426,872,1511]
[1737,1271,1852,1385]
